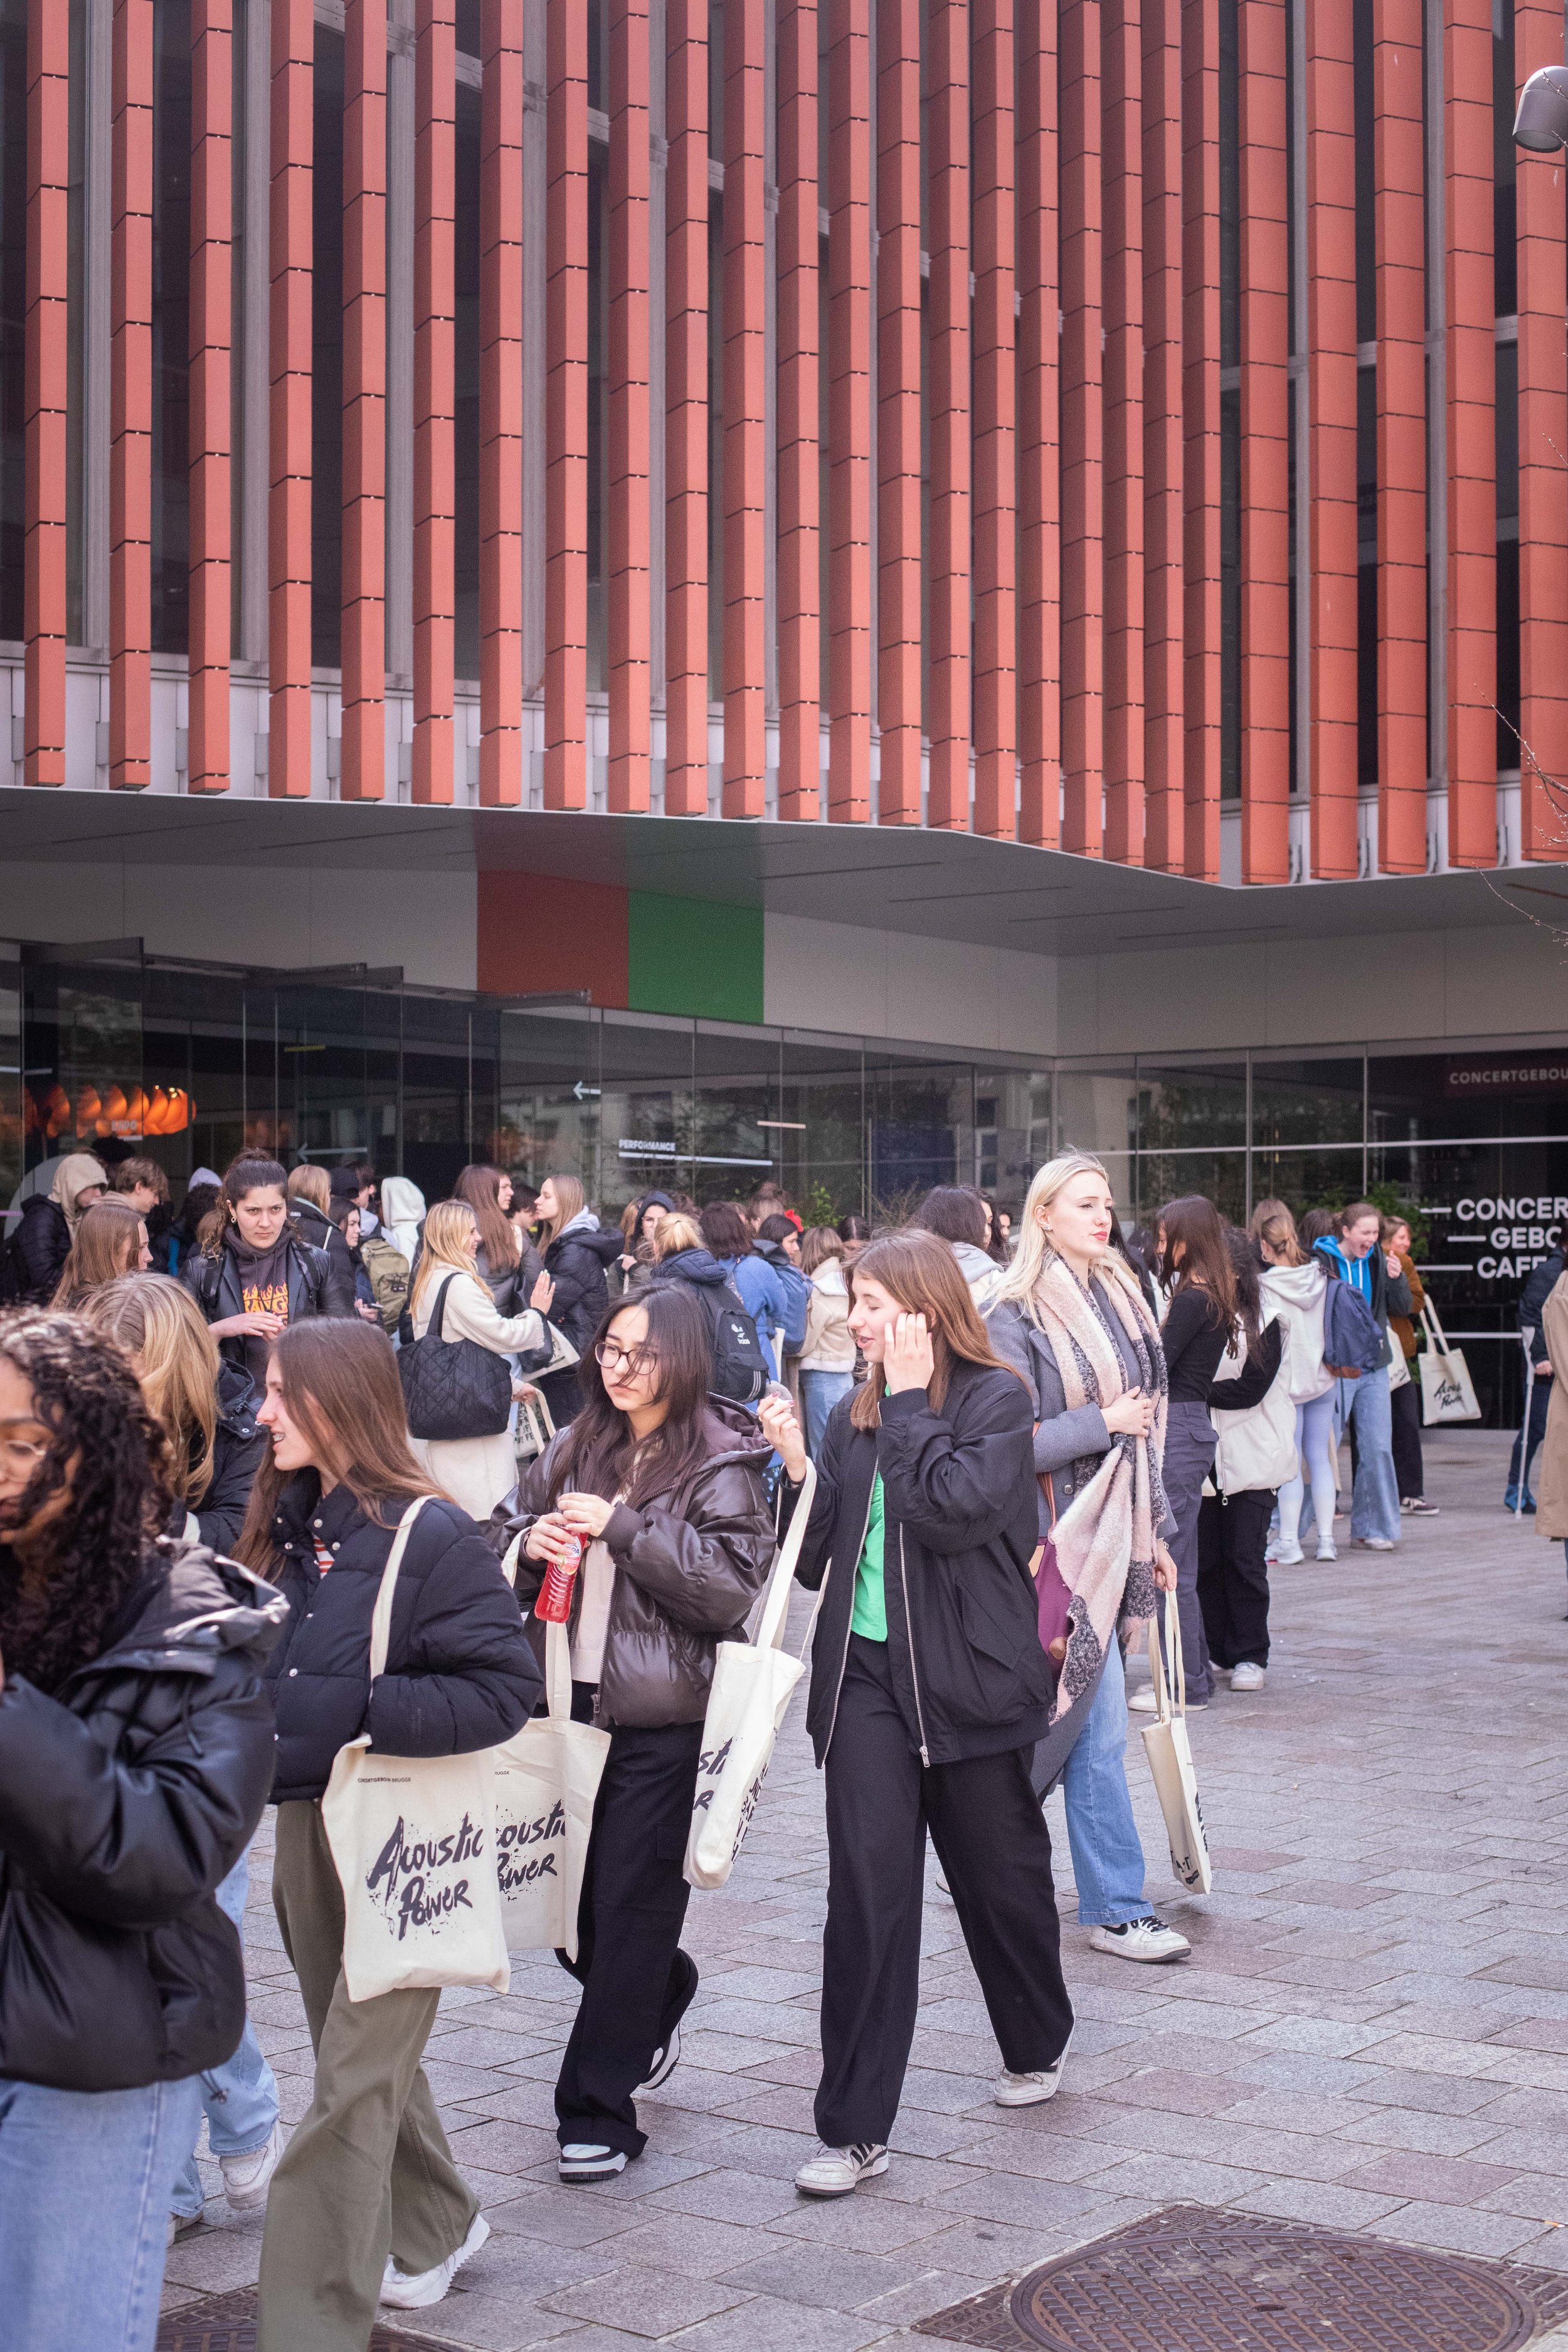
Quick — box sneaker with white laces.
[635,2022,681,2097]
[795,2141,889,2197]
[558,2143,630,2183]
[1315,1542,1337,1561]
[220,2119,285,2212]
[1229,1661,1266,1692]
[1270,1540,1304,1565]
[1089,1915,1190,1964]
[379,2212,490,2308]
[995,2032,1073,2106]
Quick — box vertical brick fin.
[1373,0,1426,873]
[1017,0,1061,847]
[413,0,455,805]
[927,0,972,831]
[877,0,922,825]
[828,0,872,824]
[1060,0,1103,856]
[268,0,314,798]
[111,0,154,790]
[342,0,386,801]
[1180,0,1219,879]
[608,0,650,813]
[722,0,766,817]
[24,0,68,785]
[1102,0,1144,864]
[1305,0,1357,877]
[1238,0,1288,882]
[777,0,821,821]
[972,0,1017,840]
[479,0,523,807]
[664,0,707,817]
[189,0,233,794]
[545,3,588,810]
[1445,0,1495,869]
[1517,1,1568,860]
[1141,0,1183,870]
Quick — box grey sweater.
[987,1288,1176,1535]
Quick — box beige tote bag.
[491,1540,610,1959]
[1140,1591,1213,1895]
[1417,1297,1480,1426]
[322,1496,512,2002]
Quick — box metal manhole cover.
[157,2287,452,2351]
[915,2206,1568,2352]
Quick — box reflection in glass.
[1138,1058,1247,1152]
[1056,1063,1137,1164]
[1252,1056,1364,1148]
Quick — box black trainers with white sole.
[558,2144,630,2183]
[634,2022,681,2097]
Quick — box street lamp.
[1514,63,1568,151]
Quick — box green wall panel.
[627,893,765,1024]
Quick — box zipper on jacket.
[898,1525,931,1767]
[821,1473,877,1763]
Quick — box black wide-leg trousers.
[815,1634,1074,2150]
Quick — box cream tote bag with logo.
[322,1496,512,2002]
[685,1460,818,1892]
[491,1542,610,1961]
[1417,1297,1480,1426]
[1140,1591,1213,1896]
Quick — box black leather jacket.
[0,1542,287,2092]
[182,1229,337,1370]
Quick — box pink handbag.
[1030,1471,1071,1662]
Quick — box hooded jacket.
[0,1540,287,2092]
[1313,1236,1412,1343]
[542,1212,623,1359]
[379,1176,426,1265]
[951,1240,1009,1319]
[493,1402,776,1729]
[750,1238,810,1352]
[800,1257,856,1372]
[781,1357,1051,1769]
[183,1226,337,1371]
[1208,1315,1295,1493]
[289,1196,362,1318]
[1259,1259,1335,1403]
[721,1250,792,1380]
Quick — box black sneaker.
[635,2023,681,2097]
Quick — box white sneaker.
[558,2144,629,2183]
[220,2119,285,2211]
[1315,1543,1337,1561]
[167,2211,203,2247]
[995,2033,1072,2106]
[1229,1661,1266,1692]
[795,2141,889,2197]
[635,2022,681,2097]
[1089,1915,1190,1964]
[1128,1687,1158,1714]
[379,2212,489,2308]
[1353,1535,1395,1552]
[1270,1540,1304,1565]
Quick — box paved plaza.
[162,1426,1568,2349]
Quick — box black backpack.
[398,1274,513,1440]
[0,1226,28,1306]
[696,1285,770,1406]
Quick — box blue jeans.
[801,1368,854,1459]
[1060,1647,1149,1926]
[170,1843,279,2218]
[0,2071,202,2352]
[1335,1365,1401,1544]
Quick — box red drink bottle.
[536,1534,582,1623]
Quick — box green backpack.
[358,1232,411,1333]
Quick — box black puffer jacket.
[781,1358,1050,1769]
[289,1198,361,1318]
[162,1362,269,1555]
[183,1229,337,1371]
[9,1193,72,1304]
[0,1541,287,2092]
[493,1404,776,1729]
[262,1476,541,1802]
[539,1221,625,1422]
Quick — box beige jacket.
[1537,1275,1568,1540]
[800,1259,856,1373]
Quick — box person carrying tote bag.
[234,1320,539,2349]
[489,1285,775,2185]
[402,1198,549,1522]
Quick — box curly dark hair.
[0,1309,172,1693]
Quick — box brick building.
[3,0,1568,1419]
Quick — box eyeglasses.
[595,1338,660,1378]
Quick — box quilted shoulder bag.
[399,1274,513,1441]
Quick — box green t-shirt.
[849,1474,888,1642]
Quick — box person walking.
[1252,1199,1339,1564]
[4,1152,109,1303]
[286,1165,361,1318]
[240,1319,539,2346]
[1197,1232,1293,1693]
[495,1286,775,2182]
[0,1310,284,2352]
[1507,1242,1562,1513]
[1313,1201,1411,1554]
[183,1155,337,1388]
[763,1230,1074,2199]
[701,1200,792,1382]
[405,1199,549,1519]
[987,1155,1188,1966]
[911,1185,1011,1317]
[1384,1216,1436,1517]
[51,1197,151,1306]
[1133,1195,1241,1711]
[536,1175,623,1427]
[798,1225,857,1456]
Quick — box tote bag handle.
[753,1458,818,1655]
[1145,1588,1187,1724]
[500,1531,574,1722]
[367,1494,438,1682]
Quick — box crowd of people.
[0,1139,1493,2350]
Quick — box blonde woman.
[285,1162,360,1316]
[535,1173,622,1424]
[406,1199,548,1516]
[986,1153,1187,1967]
[1251,1198,1338,1564]
[798,1226,856,1456]
[51,1198,151,1308]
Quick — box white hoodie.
[378,1175,426,1265]
[1209,1305,1299,1492]
[1260,1259,1335,1403]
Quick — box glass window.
[1252,1054,1364,1148]
[865,1055,972,1221]
[498,1003,603,1199]
[1138,1152,1248,1229]
[1369,1046,1568,1144]
[0,0,28,642]
[779,1032,866,1226]
[1056,1060,1138,1163]
[980,1067,1053,1219]
[600,1010,694,1212]
[311,24,344,669]
[692,1021,783,1207]
[1138,1056,1247,1152]
[454,80,480,682]
[152,0,192,654]
[1250,1145,1369,1218]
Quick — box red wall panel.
[413,0,455,805]
[23,0,67,787]
[1017,0,1060,847]
[1142,0,1184,872]
[189,0,233,795]
[1305,0,1357,880]
[1180,0,1219,881]
[268,0,313,797]
[664,0,707,817]
[972,0,1017,840]
[1373,0,1426,874]
[1514,3,1565,862]
[927,0,971,830]
[1103,0,1143,864]
[776,0,820,821]
[877,0,922,825]
[607,0,650,814]
[1444,0,1495,871]
[827,0,872,824]
[1060,0,1103,856]
[546,5,588,810]
[722,0,766,816]
[479,0,523,807]
[1237,0,1288,883]
[342,0,386,802]
[112,0,153,791]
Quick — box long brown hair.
[538,1172,586,1249]
[51,1200,146,1308]
[848,1229,1025,1431]
[233,1319,440,1568]
[455,1163,521,1271]
[1250,1196,1306,1266]
[547,1288,739,1508]
[1157,1195,1240,1339]
[80,1272,221,1504]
